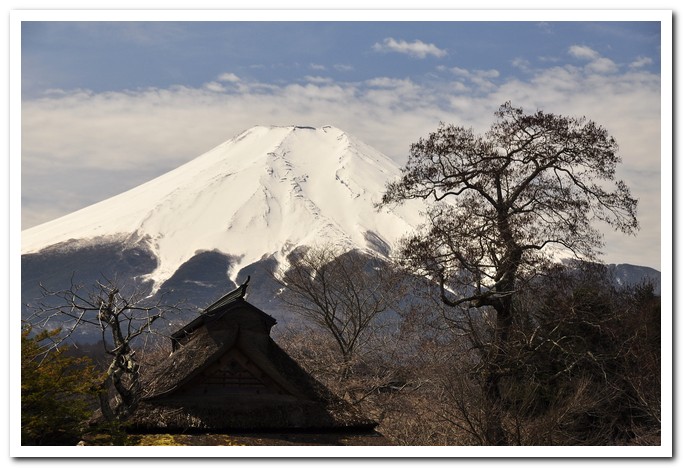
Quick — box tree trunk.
[483,301,512,445]
[484,371,508,445]
[483,244,519,445]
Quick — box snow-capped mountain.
[22,125,425,322]
[23,126,423,287]
[20,125,660,335]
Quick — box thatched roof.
[128,282,377,433]
[169,277,276,349]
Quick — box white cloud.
[538,56,562,63]
[21,60,661,270]
[204,81,226,93]
[450,67,470,78]
[333,64,354,72]
[449,67,500,92]
[568,45,601,60]
[361,78,425,109]
[568,45,619,74]
[44,88,69,96]
[450,67,499,79]
[217,72,240,83]
[309,63,326,71]
[372,37,447,59]
[537,22,553,34]
[448,81,469,93]
[511,57,531,72]
[586,57,618,74]
[365,77,414,88]
[480,69,500,79]
[630,56,654,69]
[304,76,334,84]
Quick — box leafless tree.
[277,245,405,378]
[26,276,181,421]
[380,102,639,444]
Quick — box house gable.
[172,347,289,398]
[133,281,377,432]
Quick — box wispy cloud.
[74,22,190,47]
[630,56,654,69]
[333,64,354,72]
[217,72,240,83]
[451,67,499,79]
[511,57,531,72]
[449,66,500,92]
[537,22,553,34]
[568,45,618,74]
[372,37,447,59]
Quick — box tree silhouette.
[278,245,403,377]
[380,102,638,444]
[26,277,181,421]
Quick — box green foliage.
[21,326,100,445]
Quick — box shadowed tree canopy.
[380,102,638,318]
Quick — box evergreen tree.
[21,327,99,445]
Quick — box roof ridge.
[204,276,250,313]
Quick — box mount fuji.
[20,125,660,335]
[21,125,426,324]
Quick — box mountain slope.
[21,125,661,340]
[22,125,424,293]
[609,263,661,295]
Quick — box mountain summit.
[22,125,424,292]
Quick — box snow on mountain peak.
[21,125,424,289]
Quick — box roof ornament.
[239,275,250,298]
[201,275,251,314]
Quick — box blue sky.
[19,17,666,270]
[22,21,661,97]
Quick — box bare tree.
[380,102,639,444]
[26,277,181,421]
[277,245,404,377]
